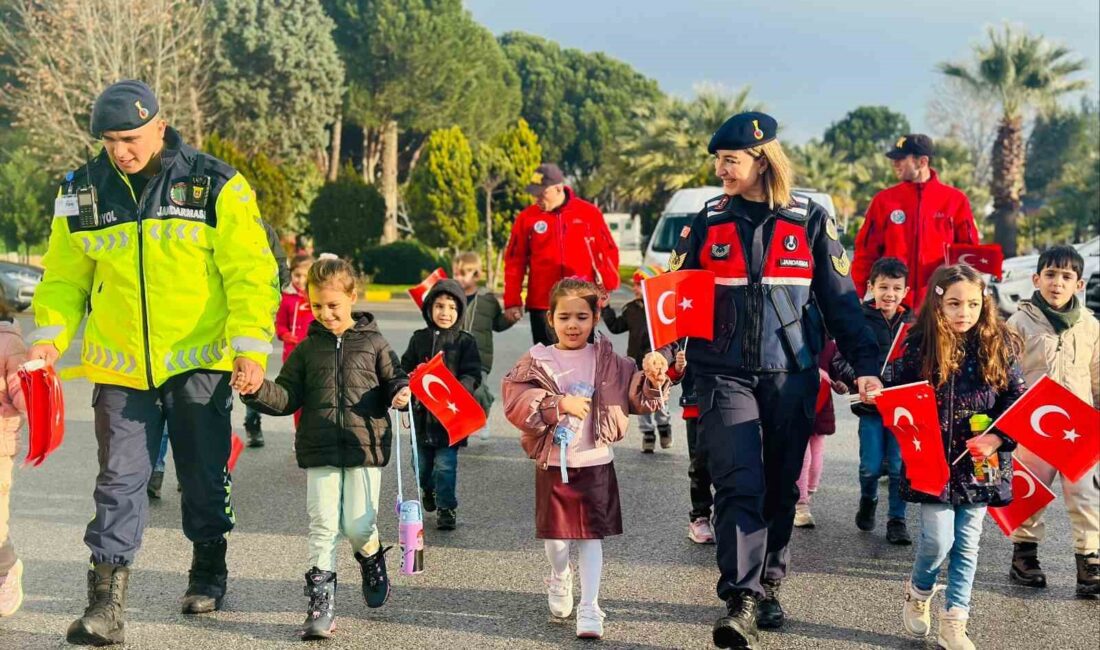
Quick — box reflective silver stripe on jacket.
[84,341,138,374]
[28,325,65,343]
[165,339,228,372]
[231,336,273,355]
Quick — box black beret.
[90,80,159,137]
[707,111,778,154]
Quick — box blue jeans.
[417,443,458,510]
[858,414,905,520]
[153,423,169,473]
[911,503,987,611]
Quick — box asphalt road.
[2,301,1097,649]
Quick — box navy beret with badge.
[707,111,778,154]
[90,80,159,138]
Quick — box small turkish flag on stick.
[228,432,245,472]
[987,375,1099,483]
[408,268,448,308]
[945,243,1005,280]
[876,381,950,497]
[988,456,1057,536]
[409,353,486,446]
[640,270,715,351]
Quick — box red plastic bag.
[18,360,66,466]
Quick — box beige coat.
[1006,300,1100,408]
[0,320,27,457]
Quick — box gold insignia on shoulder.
[831,252,851,276]
[825,218,839,241]
[668,251,686,272]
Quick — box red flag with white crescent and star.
[882,322,912,373]
[945,243,1005,280]
[18,360,66,467]
[987,456,1057,536]
[409,352,486,446]
[989,375,1099,483]
[875,381,949,497]
[408,268,448,308]
[640,270,715,350]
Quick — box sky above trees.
[466,0,1100,143]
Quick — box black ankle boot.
[1075,553,1099,599]
[300,568,336,640]
[66,562,129,646]
[181,538,228,613]
[713,592,759,649]
[855,497,877,532]
[354,546,392,608]
[756,579,785,629]
[1009,542,1046,589]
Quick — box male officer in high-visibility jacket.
[29,80,279,646]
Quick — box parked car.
[1086,268,1100,317]
[989,236,1099,315]
[642,186,837,270]
[0,260,44,311]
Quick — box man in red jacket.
[503,163,620,344]
[853,134,979,308]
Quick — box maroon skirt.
[535,462,622,539]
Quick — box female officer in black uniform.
[666,112,882,649]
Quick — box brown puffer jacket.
[243,312,409,468]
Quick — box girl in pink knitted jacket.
[0,307,27,617]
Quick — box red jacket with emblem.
[503,188,620,311]
[276,289,315,363]
[853,170,979,308]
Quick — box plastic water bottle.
[553,382,595,483]
[397,500,424,575]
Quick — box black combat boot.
[300,568,336,640]
[855,496,877,532]
[886,517,912,545]
[181,538,228,614]
[1009,542,1046,589]
[244,411,264,448]
[437,509,457,531]
[713,591,760,649]
[354,546,392,608]
[147,471,164,500]
[658,424,673,449]
[66,562,129,646]
[1075,552,1099,599]
[756,579,785,629]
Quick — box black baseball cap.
[886,134,935,159]
[707,111,778,153]
[90,80,160,138]
[525,163,566,194]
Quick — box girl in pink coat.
[0,305,27,617]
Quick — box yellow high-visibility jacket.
[31,128,279,389]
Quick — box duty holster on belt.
[769,285,815,371]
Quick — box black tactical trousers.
[85,371,235,565]
[696,369,817,600]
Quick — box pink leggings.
[797,434,826,505]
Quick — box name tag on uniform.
[54,194,79,217]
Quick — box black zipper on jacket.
[947,375,955,502]
[913,184,924,298]
[119,166,163,388]
[335,335,343,439]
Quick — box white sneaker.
[476,426,490,440]
[688,517,716,544]
[902,578,940,637]
[794,504,816,529]
[0,559,24,617]
[546,567,573,618]
[938,607,976,650]
[576,604,606,639]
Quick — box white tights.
[544,539,603,606]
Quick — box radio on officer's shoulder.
[77,185,99,228]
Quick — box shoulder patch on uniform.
[667,251,686,272]
[831,252,851,276]
[825,218,839,241]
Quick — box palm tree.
[792,140,860,229]
[939,24,1087,257]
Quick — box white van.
[642,187,838,269]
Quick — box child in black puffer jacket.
[401,279,482,531]
[888,264,1027,650]
[242,258,410,640]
